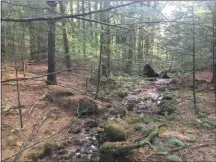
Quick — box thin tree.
[81,0,86,57]
[46,1,57,84]
[192,7,197,113]
[59,1,72,70]
[101,0,111,77]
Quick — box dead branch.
[2,1,142,22]
[1,67,91,83]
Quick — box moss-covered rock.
[77,98,99,116]
[159,99,177,115]
[104,119,134,141]
[27,143,56,162]
[163,91,173,100]
[116,89,129,99]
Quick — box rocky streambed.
[30,78,178,162]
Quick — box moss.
[78,98,99,115]
[159,99,177,115]
[163,91,173,100]
[104,119,134,141]
[116,89,129,98]
[27,143,56,161]
[133,123,156,137]
[124,112,152,124]
[100,142,127,153]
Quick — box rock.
[116,89,129,98]
[57,149,68,155]
[143,64,159,77]
[169,79,178,85]
[70,138,82,146]
[160,71,170,79]
[124,94,139,105]
[158,98,177,115]
[75,152,81,158]
[68,126,82,134]
[77,98,99,116]
[42,94,54,102]
[84,119,99,128]
[126,103,134,111]
[163,91,173,100]
[108,108,126,118]
[104,119,134,141]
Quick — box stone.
[68,126,82,134]
[108,108,126,118]
[104,119,134,141]
[143,64,159,77]
[126,103,134,111]
[77,98,99,116]
[84,119,99,128]
[158,98,177,115]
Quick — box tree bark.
[101,0,111,77]
[77,0,80,28]
[47,1,57,84]
[59,1,72,70]
[29,23,38,61]
[1,24,6,59]
[37,22,47,59]
[81,0,86,57]
[94,1,99,47]
[88,1,93,40]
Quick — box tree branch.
[2,1,143,22]
[1,67,89,83]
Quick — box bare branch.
[2,1,143,22]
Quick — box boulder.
[143,64,159,77]
[108,108,126,118]
[104,119,134,141]
[158,98,177,115]
[83,119,99,128]
[77,98,99,116]
[159,71,170,79]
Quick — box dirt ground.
[1,64,216,162]
[1,64,93,161]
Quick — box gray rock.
[68,126,81,134]
[77,98,98,116]
[84,119,99,128]
[108,108,126,118]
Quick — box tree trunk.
[81,0,86,57]
[1,24,6,59]
[126,26,134,74]
[37,22,47,59]
[29,23,38,61]
[101,0,111,77]
[70,1,76,55]
[77,0,80,28]
[59,1,72,70]
[94,1,99,47]
[47,1,57,84]
[88,1,93,40]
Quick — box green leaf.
[168,137,185,147]
[166,155,183,162]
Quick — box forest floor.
[1,63,216,162]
